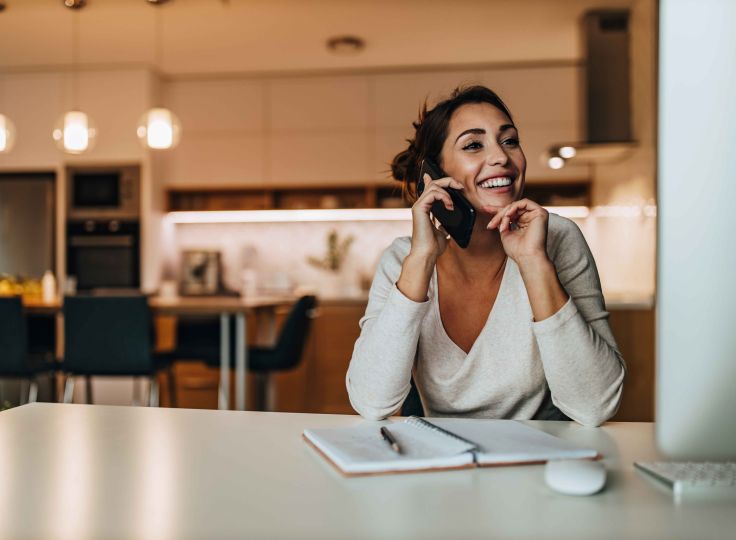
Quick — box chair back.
[401,377,425,417]
[270,295,317,370]
[0,297,28,375]
[63,295,153,375]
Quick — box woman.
[346,86,625,427]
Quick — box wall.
[160,64,589,188]
[167,211,655,302]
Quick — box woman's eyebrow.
[455,128,485,142]
[455,124,517,143]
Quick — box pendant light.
[0,76,17,154]
[137,1,181,150]
[52,1,97,154]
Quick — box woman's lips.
[483,184,513,194]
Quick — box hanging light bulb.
[137,107,181,150]
[138,1,182,151]
[547,156,566,170]
[53,2,96,154]
[52,110,97,154]
[0,114,16,154]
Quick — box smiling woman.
[346,86,626,427]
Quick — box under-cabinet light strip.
[165,206,597,224]
[166,208,413,223]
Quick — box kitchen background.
[0,0,656,415]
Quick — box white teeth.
[479,176,512,188]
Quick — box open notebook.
[303,416,599,476]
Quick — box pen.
[380,426,401,454]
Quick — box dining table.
[21,294,296,410]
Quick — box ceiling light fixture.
[53,0,97,154]
[547,156,565,170]
[137,1,181,150]
[63,0,87,9]
[326,35,365,55]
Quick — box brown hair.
[390,85,515,200]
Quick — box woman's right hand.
[397,174,464,302]
[410,173,465,261]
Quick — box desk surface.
[0,404,732,540]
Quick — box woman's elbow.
[345,376,399,421]
[566,387,623,427]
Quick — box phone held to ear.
[417,159,476,249]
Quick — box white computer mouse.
[544,459,607,496]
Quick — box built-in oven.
[66,220,140,291]
[67,165,140,220]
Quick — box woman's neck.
[440,213,506,279]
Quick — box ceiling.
[0,0,635,77]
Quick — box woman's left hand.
[484,199,550,266]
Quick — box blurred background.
[0,0,656,419]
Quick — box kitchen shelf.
[166,181,590,212]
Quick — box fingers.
[415,174,460,212]
[423,173,465,191]
[485,199,546,232]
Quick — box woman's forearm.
[396,251,436,302]
[516,254,569,321]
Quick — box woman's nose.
[485,143,510,166]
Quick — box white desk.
[0,404,732,539]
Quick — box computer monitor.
[657,0,736,460]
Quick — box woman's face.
[439,102,526,211]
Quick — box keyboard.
[635,461,736,499]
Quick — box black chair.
[62,295,170,406]
[401,377,424,417]
[0,297,56,404]
[201,295,318,411]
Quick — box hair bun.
[390,145,416,182]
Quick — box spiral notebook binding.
[406,416,481,456]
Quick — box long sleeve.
[532,215,626,427]
[346,238,432,420]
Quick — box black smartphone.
[417,159,476,249]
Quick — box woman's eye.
[462,141,483,151]
[502,138,520,147]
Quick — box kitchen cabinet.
[167,182,590,212]
[608,308,655,422]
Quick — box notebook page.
[303,422,475,474]
[427,418,598,465]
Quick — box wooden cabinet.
[166,182,590,212]
[609,309,655,422]
[167,184,406,211]
[303,302,364,414]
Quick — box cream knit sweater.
[346,214,625,427]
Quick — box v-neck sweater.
[346,214,626,427]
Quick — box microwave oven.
[67,165,140,220]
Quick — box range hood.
[546,10,637,169]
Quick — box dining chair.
[245,295,317,411]
[401,377,424,417]
[62,294,170,406]
[181,295,317,411]
[0,297,56,404]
